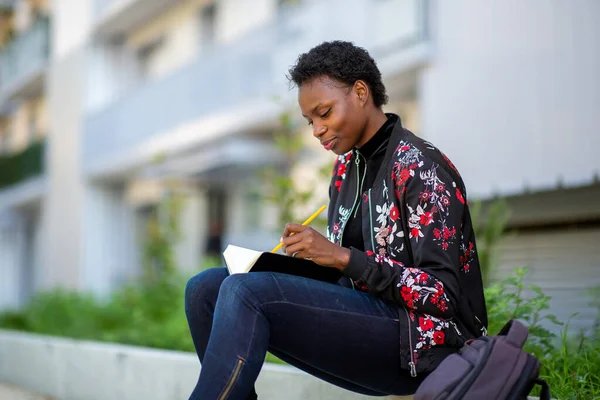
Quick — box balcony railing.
[0,16,50,96]
[83,0,427,170]
[0,139,45,190]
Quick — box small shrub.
[486,269,600,399]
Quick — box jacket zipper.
[367,189,376,251]
[451,320,462,336]
[339,153,367,245]
[405,310,417,377]
[353,153,367,218]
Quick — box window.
[205,187,226,256]
[278,0,302,6]
[27,111,37,143]
[199,3,216,51]
[136,36,164,80]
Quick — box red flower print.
[399,169,410,182]
[335,179,342,191]
[420,212,433,226]
[337,163,346,176]
[469,242,474,250]
[419,317,434,331]
[441,242,449,250]
[436,183,446,193]
[442,227,451,240]
[464,264,470,273]
[420,191,430,201]
[441,196,450,207]
[433,331,445,345]
[390,206,400,221]
[410,227,421,238]
[438,300,448,312]
[433,228,441,239]
[366,250,375,256]
[409,163,418,170]
[456,188,465,204]
[333,223,340,234]
[400,145,410,152]
[345,153,352,161]
[419,272,429,283]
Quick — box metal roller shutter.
[491,226,600,334]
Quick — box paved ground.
[0,383,53,400]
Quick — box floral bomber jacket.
[327,118,488,375]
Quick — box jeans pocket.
[218,356,245,400]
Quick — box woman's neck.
[356,109,388,149]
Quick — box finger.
[282,228,309,249]
[282,223,307,238]
[284,242,308,258]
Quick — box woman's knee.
[185,267,229,307]
[217,272,278,307]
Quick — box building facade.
[0,0,598,332]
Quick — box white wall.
[42,0,93,290]
[81,184,140,296]
[174,187,205,273]
[0,215,24,309]
[216,0,277,43]
[51,0,93,60]
[420,0,600,199]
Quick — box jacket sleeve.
[342,158,463,318]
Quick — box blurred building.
[0,0,598,332]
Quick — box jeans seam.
[269,272,289,302]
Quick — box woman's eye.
[320,109,331,118]
[307,121,313,126]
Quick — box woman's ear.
[354,80,369,107]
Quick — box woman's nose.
[313,124,327,138]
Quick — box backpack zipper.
[405,310,417,377]
[453,337,494,398]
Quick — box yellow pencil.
[271,205,327,253]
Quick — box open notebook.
[222,244,342,284]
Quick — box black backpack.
[414,319,551,400]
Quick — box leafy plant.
[259,108,332,232]
[485,269,600,399]
[470,198,511,286]
[485,267,562,355]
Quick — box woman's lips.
[323,138,336,151]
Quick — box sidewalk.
[0,383,52,400]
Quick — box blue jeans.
[184,268,426,399]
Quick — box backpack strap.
[534,378,551,400]
[498,319,529,348]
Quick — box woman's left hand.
[280,223,350,270]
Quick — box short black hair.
[288,40,388,108]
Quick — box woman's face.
[298,76,369,155]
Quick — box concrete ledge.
[0,383,53,400]
[0,330,412,400]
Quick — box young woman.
[185,41,487,400]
